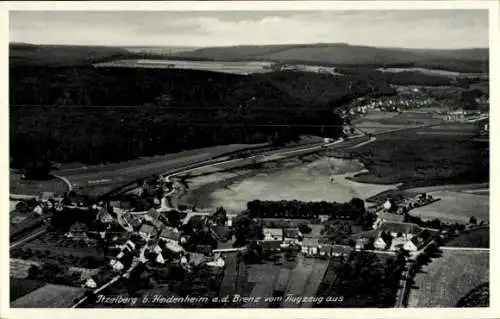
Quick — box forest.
[10,65,392,173]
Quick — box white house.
[83,277,97,288]
[355,238,370,250]
[33,204,44,216]
[374,237,388,250]
[403,230,432,252]
[161,197,169,209]
[110,259,124,271]
[206,256,225,268]
[160,227,181,244]
[155,253,165,264]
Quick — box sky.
[9,10,489,49]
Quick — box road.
[395,239,438,308]
[10,227,48,250]
[440,246,489,252]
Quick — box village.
[10,161,485,309]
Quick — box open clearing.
[407,250,489,308]
[344,125,488,187]
[409,191,488,223]
[194,157,400,213]
[10,173,67,196]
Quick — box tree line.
[246,198,368,221]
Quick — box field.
[237,256,329,308]
[10,173,68,196]
[445,228,489,248]
[94,59,274,75]
[409,191,488,223]
[282,256,330,308]
[55,143,268,196]
[342,123,487,188]
[407,250,489,307]
[10,278,46,301]
[377,67,485,78]
[11,283,86,308]
[352,111,444,134]
[244,263,281,308]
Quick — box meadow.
[407,250,489,307]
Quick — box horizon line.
[9,42,489,51]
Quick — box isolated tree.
[469,216,477,225]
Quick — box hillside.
[11,66,389,168]
[10,43,489,73]
[177,43,489,73]
[10,43,137,66]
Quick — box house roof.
[139,224,156,235]
[356,238,370,243]
[318,244,333,253]
[211,225,232,241]
[302,237,319,247]
[410,230,432,249]
[331,245,351,254]
[284,228,301,239]
[196,245,213,255]
[159,227,181,241]
[379,222,421,235]
[189,252,207,266]
[261,240,282,250]
[263,228,283,237]
[69,222,87,232]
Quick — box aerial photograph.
[8,8,489,309]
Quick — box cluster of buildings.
[372,193,436,227]
[78,203,230,290]
[369,194,439,252]
[350,95,436,114]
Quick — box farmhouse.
[373,231,393,250]
[374,237,388,250]
[261,240,282,252]
[355,238,371,250]
[404,229,433,252]
[378,221,422,240]
[301,238,319,256]
[159,227,181,243]
[283,227,302,244]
